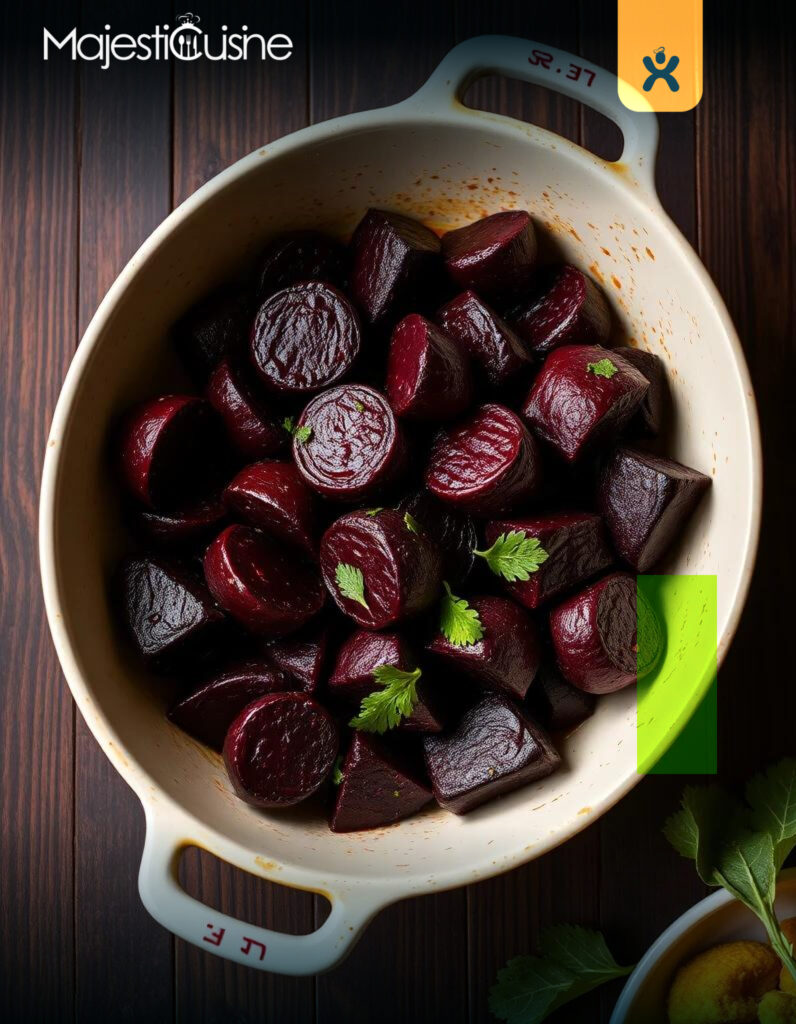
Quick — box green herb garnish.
[282,416,295,434]
[439,582,483,647]
[335,563,369,610]
[331,756,344,786]
[282,416,312,444]
[474,531,549,582]
[586,358,618,378]
[365,507,384,517]
[403,512,421,535]
[354,400,365,412]
[349,665,421,733]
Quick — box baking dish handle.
[408,35,659,197]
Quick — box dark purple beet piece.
[522,345,649,463]
[613,346,669,436]
[204,524,325,636]
[441,210,537,301]
[423,693,560,814]
[320,509,442,630]
[386,314,472,421]
[508,264,610,356]
[294,384,408,503]
[425,403,542,517]
[267,622,331,693]
[398,490,477,586]
[436,290,531,390]
[484,512,613,609]
[427,595,541,701]
[350,209,442,325]
[524,660,596,734]
[135,494,226,547]
[331,732,433,832]
[597,446,711,572]
[254,231,347,302]
[223,693,338,808]
[174,288,252,384]
[206,357,284,460]
[224,460,318,556]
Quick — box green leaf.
[349,665,421,733]
[663,806,699,861]
[354,400,365,412]
[488,956,573,1024]
[282,417,312,444]
[586,358,618,378]
[474,531,549,582]
[282,416,295,434]
[365,507,383,517]
[332,756,344,786]
[403,512,421,535]
[538,925,633,983]
[440,582,483,647]
[746,759,796,872]
[335,563,369,610]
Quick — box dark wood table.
[2,1,792,1020]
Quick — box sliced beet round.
[223,693,338,808]
[350,208,442,325]
[613,346,669,436]
[203,524,325,636]
[427,595,541,701]
[331,732,433,832]
[386,314,472,421]
[293,384,408,502]
[436,290,531,390]
[254,230,347,302]
[423,693,560,814]
[597,446,711,572]
[397,489,477,586]
[441,210,537,301]
[224,460,318,556]
[174,288,252,385]
[508,264,611,356]
[483,512,613,609]
[250,281,361,396]
[320,509,442,629]
[425,403,542,517]
[267,621,331,693]
[522,345,650,463]
[206,357,285,460]
[524,659,596,734]
[135,493,227,548]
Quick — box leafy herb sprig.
[474,531,549,582]
[331,756,344,786]
[335,563,369,609]
[586,358,618,379]
[439,582,483,647]
[282,416,312,444]
[349,665,421,733]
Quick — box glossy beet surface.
[386,314,472,421]
[436,290,531,389]
[398,490,477,586]
[135,494,226,547]
[320,509,442,629]
[423,693,560,813]
[223,693,338,808]
[525,660,596,734]
[425,403,542,516]
[254,231,347,302]
[508,264,611,356]
[331,732,433,832]
[613,346,668,436]
[174,288,252,384]
[251,281,361,395]
[224,460,318,555]
[293,384,407,502]
[206,357,284,459]
[267,622,331,693]
[204,524,325,636]
[523,345,649,463]
[441,210,537,301]
[598,446,711,572]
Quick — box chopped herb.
[365,507,383,517]
[349,665,421,733]
[586,358,618,379]
[474,531,549,582]
[283,417,313,444]
[335,563,369,610]
[354,400,365,412]
[403,512,421,534]
[282,416,295,434]
[332,756,344,786]
[439,582,483,647]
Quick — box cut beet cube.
[254,230,348,302]
[436,290,531,390]
[204,524,325,636]
[386,314,472,421]
[173,288,252,384]
[524,659,596,733]
[398,489,477,586]
[483,512,613,609]
[423,693,560,814]
[522,345,649,463]
[267,621,331,693]
[135,494,226,548]
[613,346,668,436]
[224,693,338,808]
[427,595,541,701]
[331,732,433,832]
[251,281,361,396]
[425,403,542,517]
[206,357,285,459]
[320,509,442,630]
[597,446,711,572]
[224,460,318,556]
[350,209,442,325]
[508,265,610,356]
[293,384,407,502]
[441,210,537,302]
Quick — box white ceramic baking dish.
[39,36,762,975]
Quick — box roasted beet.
[293,384,407,502]
[524,659,596,733]
[174,288,252,384]
[423,693,560,814]
[441,210,537,301]
[223,693,338,808]
[425,403,542,517]
[483,512,613,609]
[254,230,347,302]
[522,345,649,463]
[508,265,610,356]
[224,460,318,556]
[427,595,541,701]
[350,209,442,325]
[204,524,325,636]
[436,290,531,390]
[613,347,668,436]
[398,489,477,586]
[598,446,711,572]
[331,732,433,832]
[268,622,331,693]
[386,314,472,421]
[135,494,226,547]
[206,357,284,459]
[320,509,442,629]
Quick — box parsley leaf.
[335,563,369,610]
[282,416,295,435]
[282,417,313,444]
[586,357,618,378]
[746,759,796,872]
[440,582,483,647]
[354,400,365,412]
[474,531,549,582]
[349,665,421,733]
[332,756,344,786]
[403,511,421,534]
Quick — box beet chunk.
[254,231,347,302]
[135,494,226,547]
[436,290,531,390]
[267,622,331,693]
[174,288,252,384]
[204,524,325,636]
[508,265,610,356]
[386,314,472,421]
[423,693,560,814]
[522,346,649,463]
[320,509,442,629]
[294,384,407,502]
[350,209,442,325]
[441,210,537,302]
[427,595,541,701]
[524,659,596,734]
[425,403,542,517]
[398,489,477,586]
[224,693,338,808]
[483,512,613,609]
[206,357,285,459]
[598,446,711,572]
[225,460,318,556]
[331,732,433,832]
